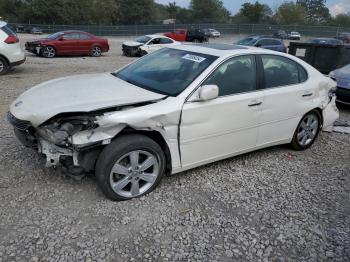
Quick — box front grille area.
[6,111,32,131]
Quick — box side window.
[204,55,257,96]
[258,39,272,46]
[149,38,161,45]
[79,33,91,40]
[272,39,282,45]
[159,38,173,44]
[63,33,79,40]
[261,55,301,88]
[298,65,308,82]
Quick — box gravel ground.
[0,34,349,262]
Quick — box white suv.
[0,21,25,75]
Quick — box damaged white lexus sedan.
[7,44,338,201]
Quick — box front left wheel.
[96,134,166,201]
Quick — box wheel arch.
[79,126,173,175]
[114,127,173,175]
[0,54,10,65]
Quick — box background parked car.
[329,64,350,104]
[0,21,25,75]
[273,30,288,39]
[122,35,179,57]
[25,30,109,58]
[164,29,208,43]
[203,28,221,38]
[15,25,25,33]
[307,38,343,45]
[29,27,43,34]
[335,32,350,44]
[288,31,301,40]
[237,36,286,52]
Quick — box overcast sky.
[155,0,350,16]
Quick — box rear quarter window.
[1,25,16,36]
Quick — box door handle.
[248,101,262,107]
[302,93,313,97]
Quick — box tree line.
[0,0,349,27]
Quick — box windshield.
[47,32,64,40]
[237,37,256,46]
[115,48,218,96]
[309,38,340,45]
[135,36,151,44]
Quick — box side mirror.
[58,37,64,41]
[255,43,261,47]
[198,85,219,101]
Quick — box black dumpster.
[288,42,350,74]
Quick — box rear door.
[256,54,312,147]
[78,33,93,54]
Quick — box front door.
[59,33,80,54]
[180,55,263,168]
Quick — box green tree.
[190,0,230,23]
[239,1,273,23]
[275,1,307,24]
[296,0,331,24]
[118,0,156,25]
[331,13,350,27]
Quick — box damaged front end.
[7,111,100,175]
[6,97,175,177]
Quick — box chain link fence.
[8,23,350,37]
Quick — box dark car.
[329,64,350,104]
[237,36,286,53]
[164,29,208,43]
[15,25,25,33]
[273,30,288,39]
[25,30,109,58]
[307,38,343,46]
[335,32,350,44]
[30,27,43,34]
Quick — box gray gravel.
[0,34,349,261]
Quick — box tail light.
[4,35,19,44]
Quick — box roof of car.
[170,43,278,57]
[145,34,170,38]
[0,21,7,28]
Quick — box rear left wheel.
[291,110,321,150]
[96,134,166,201]
[0,57,9,75]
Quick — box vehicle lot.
[0,34,349,261]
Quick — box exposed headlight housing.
[37,116,97,145]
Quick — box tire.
[0,57,9,75]
[96,134,166,201]
[41,46,56,58]
[90,46,102,57]
[291,110,321,150]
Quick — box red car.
[25,30,109,58]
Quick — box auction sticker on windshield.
[182,54,206,63]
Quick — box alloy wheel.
[43,47,55,58]
[0,60,4,73]
[109,150,160,198]
[92,46,102,57]
[297,113,319,147]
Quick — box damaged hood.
[10,73,166,126]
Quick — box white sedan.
[122,34,179,57]
[8,44,338,200]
